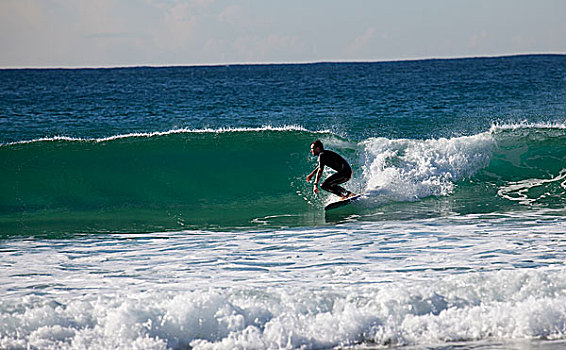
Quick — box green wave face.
[480,126,566,206]
[1,125,564,236]
[0,129,330,236]
[484,126,566,180]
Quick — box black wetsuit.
[318,150,353,198]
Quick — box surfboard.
[324,194,362,211]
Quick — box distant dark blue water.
[2,55,565,144]
[1,55,566,350]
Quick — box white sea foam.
[2,268,566,349]
[2,213,566,349]
[359,132,495,202]
[498,169,566,205]
[489,121,566,132]
[1,125,332,146]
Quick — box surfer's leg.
[321,173,352,198]
[335,186,353,199]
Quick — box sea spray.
[360,132,495,201]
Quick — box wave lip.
[1,125,332,147]
[489,121,566,133]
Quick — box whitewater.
[2,211,566,349]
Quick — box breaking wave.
[1,124,564,235]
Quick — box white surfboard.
[324,194,362,211]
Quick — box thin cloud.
[345,27,376,56]
[218,5,244,23]
[468,30,488,48]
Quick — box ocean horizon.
[3,52,564,70]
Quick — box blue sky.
[1,0,565,68]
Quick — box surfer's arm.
[312,165,324,194]
[313,165,323,185]
[306,167,319,182]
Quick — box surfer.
[306,140,355,199]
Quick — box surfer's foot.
[340,193,357,200]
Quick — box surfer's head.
[310,140,323,156]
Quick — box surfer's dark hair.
[311,140,324,150]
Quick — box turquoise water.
[1,125,565,235]
[1,55,566,349]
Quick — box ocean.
[1,54,566,349]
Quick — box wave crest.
[1,125,333,146]
[360,133,495,201]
